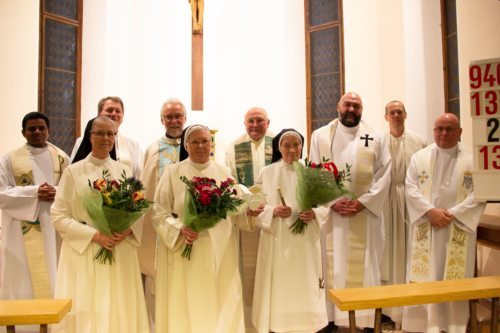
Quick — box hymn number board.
[470,57,500,201]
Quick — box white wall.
[81,0,307,163]
[343,0,444,143]
[0,1,39,157]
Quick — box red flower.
[199,192,211,206]
[110,179,120,191]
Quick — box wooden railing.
[328,276,500,333]
[0,299,71,333]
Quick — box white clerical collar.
[187,158,211,170]
[338,120,360,134]
[89,154,113,165]
[26,143,49,155]
[436,144,458,156]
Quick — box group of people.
[0,92,485,333]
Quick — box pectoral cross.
[189,0,204,110]
[360,134,373,147]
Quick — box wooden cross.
[190,0,204,111]
[360,134,374,147]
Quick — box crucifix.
[360,134,374,147]
[189,0,204,110]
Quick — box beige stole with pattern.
[316,119,376,288]
[10,144,67,298]
[409,147,471,282]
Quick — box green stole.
[317,119,376,288]
[234,136,273,187]
[409,146,470,282]
[10,144,67,298]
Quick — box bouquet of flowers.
[84,169,152,264]
[180,175,244,260]
[291,157,352,235]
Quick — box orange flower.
[93,178,107,191]
[132,191,144,202]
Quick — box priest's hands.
[273,205,291,218]
[181,226,198,244]
[38,182,56,201]
[426,208,453,228]
[298,209,315,222]
[331,198,365,216]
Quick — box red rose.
[200,193,211,206]
[110,179,120,191]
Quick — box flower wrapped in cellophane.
[291,158,352,235]
[180,176,244,260]
[84,169,152,264]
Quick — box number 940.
[470,63,500,89]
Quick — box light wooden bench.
[0,299,72,333]
[328,275,500,333]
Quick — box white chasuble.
[0,144,68,300]
[403,143,485,333]
[309,119,391,328]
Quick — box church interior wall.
[0,0,39,157]
[81,0,308,164]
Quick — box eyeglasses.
[433,127,459,133]
[188,139,210,147]
[91,131,117,138]
[246,118,267,125]
[162,114,185,121]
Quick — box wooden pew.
[0,299,72,333]
[328,275,500,333]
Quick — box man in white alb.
[225,107,274,329]
[0,112,69,308]
[403,113,485,333]
[139,98,186,323]
[309,92,391,329]
[70,96,143,178]
[381,100,426,325]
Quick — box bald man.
[310,92,391,329]
[402,113,485,333]
[225,107,273,330]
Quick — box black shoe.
[363,328,374,333]
[317,321,337,333]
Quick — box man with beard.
[309,92,391,330]
[140,98,187,324]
